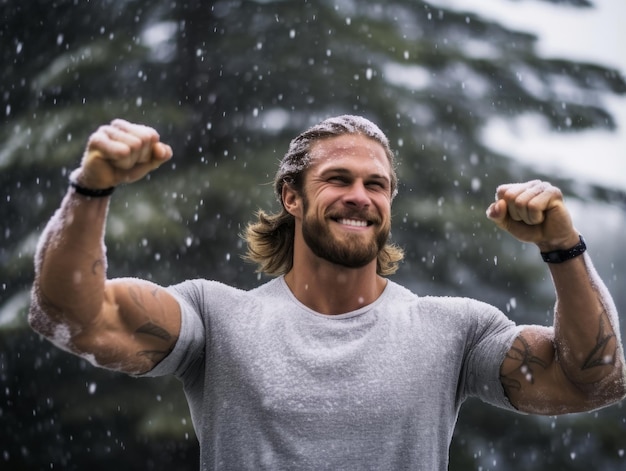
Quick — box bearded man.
[29,116,625,470]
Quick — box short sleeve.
[140,284,206,379]
[462,300,523,411]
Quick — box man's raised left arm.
[487,180,626,414]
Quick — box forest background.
[1,0,625,469]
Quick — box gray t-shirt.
[145,276,521,470]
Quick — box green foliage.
[1,0,625,469]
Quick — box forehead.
[308,134,391,174]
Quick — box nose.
[343,180,371,209]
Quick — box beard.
[301,196,390,269]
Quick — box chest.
[207,309,468,425]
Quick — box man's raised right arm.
[29,120,180,375]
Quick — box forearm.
[30,186,111,334]
[551,252,625,389]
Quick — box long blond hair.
[243,115,404,276]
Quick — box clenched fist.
[70,119,173,190]
[486,180,580,252]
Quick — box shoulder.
[384,280,508,325]
[166,277,282,311]
[385,280,497,311]
[168,278,241,301]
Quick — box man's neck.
[284,261,387,315]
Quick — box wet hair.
[243,115,404,276]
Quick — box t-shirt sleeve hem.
[137,289,204,378]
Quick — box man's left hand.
[486,180,580,251]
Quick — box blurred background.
[1,0,625,469]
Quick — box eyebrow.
[319,167,390,183]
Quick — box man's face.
[299,134,393,269]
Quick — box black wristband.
[540,235,586,263]
[69,180,115,197]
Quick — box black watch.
[540,235,586,263]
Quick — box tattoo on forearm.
[581,308,616,370]
[502,335,549,392]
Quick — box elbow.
[596,372,626,409]
[28,300,83,358]
[603,353,626,402]
[28,301,59,342]
[28,284,73,348]
[577,362,626,411]
[28,285,118,371]
[609,360,626,402]
[28,285,52,336]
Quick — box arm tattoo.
[502,305,617,396]
[581,308,616,370]
[127,287,176,366]
[128,285,164,312]
[501,335,549,392]
[136,322,172,341]
[128,286,147,312]
[135,321,177,366]
[137,349,174,364]
[91,258,104,276]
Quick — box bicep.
[500,325,588,414]
[72,278,181,374]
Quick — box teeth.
[338,218,368,227]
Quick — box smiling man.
[29,115,626,470]
[281,132,393,314]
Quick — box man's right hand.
[71,119,173,189]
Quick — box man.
[30,116,625,470]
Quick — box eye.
[328,175,349,184]
[367,180,387,190]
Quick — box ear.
[282,183,302,218]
